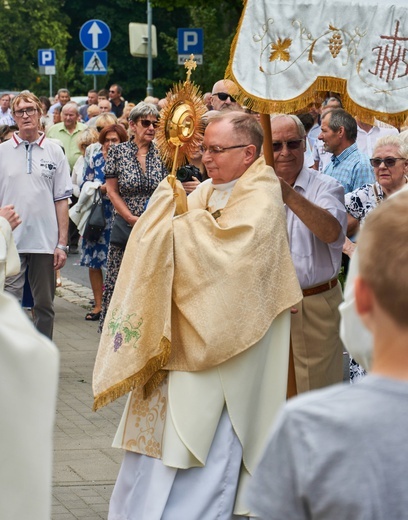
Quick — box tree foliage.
[0,0,244,101]
[0,0,70,92]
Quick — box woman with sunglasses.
[345,135,408,237]
[99,102,167,329]
[344,134,408,382]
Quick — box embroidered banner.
[227,0,408,125]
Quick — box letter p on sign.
[177,28,203,55]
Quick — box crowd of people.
[0,79,408,519]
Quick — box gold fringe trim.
[143,369,169,399]
[93,336,172,411]
[225,1,408,128]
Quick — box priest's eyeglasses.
[200,144,250,155]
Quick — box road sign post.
[38,49,56,98]
[177,28,203,65]
[80,20,111,86]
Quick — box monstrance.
[155,54,207,214]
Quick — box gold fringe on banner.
[93,336,171,411]
[225,0,408,128]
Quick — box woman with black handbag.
[80,124,128,321]
[99,102,168,329]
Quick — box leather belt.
[302,278,338,297]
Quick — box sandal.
[85,311,101,321]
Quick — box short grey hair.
[129,102,159,122]
[61,102,79,115]
[270,114,306,139]
[321,108,357,141]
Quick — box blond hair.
[11,92,42,115]
[94,113,117,128]
[77,127,99,152]
[358,189,408,328]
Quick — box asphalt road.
[60,249,91,288]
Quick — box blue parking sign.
[177,28,203,55]
[38,49,56,67]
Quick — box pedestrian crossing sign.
[83,50,108,75]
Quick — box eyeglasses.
[369,157,406,168]
[212,92,236,103]
[109,90,116,93]
[138,119,159,129]
[272,139,304,152]
[200,144,250,154]
[13,107,37,118]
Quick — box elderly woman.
[346,135,408,238]
[344,134,408,381]
[99,102,167,328]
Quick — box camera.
[176,164,202,183]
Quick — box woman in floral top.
[100,102,168,329]
[80,124,128,321]
[345,134,408,382]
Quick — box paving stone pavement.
[52,280,127,520]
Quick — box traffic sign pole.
[147,0,153,96]
[38,49,56,99]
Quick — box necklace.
[138,153,147,157]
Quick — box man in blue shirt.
[320,108,374,193]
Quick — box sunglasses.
[212,92,236,103]
[138,119,159,129]
[272,139,304,152]
[369,157,405,168]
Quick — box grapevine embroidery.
[255,18,366,74]
[269,37,292,62]
[107,308,143,352]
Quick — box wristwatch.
[56,244,69,254]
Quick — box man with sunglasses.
[108,84,125,118]
[210,79,240,111]
[271,114,347,395]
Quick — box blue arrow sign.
[83,51,108,75]
[80,20,111,51]
[38,49,56,67]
